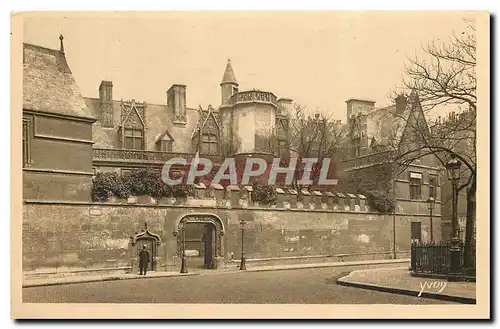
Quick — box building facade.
[22,37,442,275]
[22,38,96,203]
[340,91,443,242]
[88,59,294,177]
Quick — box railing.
[411,241,476,276]
[230,90,278,106]
[93,148,225,164]
[342,150,394,170]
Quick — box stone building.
[22,37,96,202]
[88,59,294,176]
[21,37,440,276]
[430,109,476,241]
[340,91,443,243]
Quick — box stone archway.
[130,223,161,271]
[173,213,225,269]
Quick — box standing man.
[139,245,150,275]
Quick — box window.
[428,175,437,199]
[232,86,239,95]
[22,117,32,167]
[411,222,422,242]
[277,140,288,157]
[202,133,218,154]
[351,137,361,158]
[409,172,422,200]
[160,140,173,152]
[124,128,143,150]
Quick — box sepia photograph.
[11,10,490,319]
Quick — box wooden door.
[137,238,156,271]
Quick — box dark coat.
[139,250,150,267]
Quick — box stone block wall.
[23,193,439,274]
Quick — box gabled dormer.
[118,99,147,150]
[155,130,175,152]
[191,105,221,154]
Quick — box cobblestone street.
[23,265,455,304]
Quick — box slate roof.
[221,59,238,84]
[363,90,421,148]
[23,43,94,119]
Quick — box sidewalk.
[337,267,476,304]
[23,258,409,288]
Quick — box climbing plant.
[251,183,277,205]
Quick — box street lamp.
[427,197,435,242]
[239,219,247,270]
[445,154,462,280]
[180,223,188,274]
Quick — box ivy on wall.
[251,184,277,205]
[91,169,195,202]
[91,172,130,201]
[363,190,396,214]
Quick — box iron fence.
[411,241,476,276]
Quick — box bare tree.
[260,103,347,190]
[393,21,476,269]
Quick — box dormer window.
[202,133,219,154]
[156,130,175,152]
[160,140,173,152]
[124,128,143,150]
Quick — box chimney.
[167,84,187,124]
[395,94,407,114]
[277,98,293,115]
[99,81,114,127]
[345,99,375,119]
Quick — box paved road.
[23,264,454,304]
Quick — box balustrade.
[93,148,224,164]
[230,90,277,106]
[342,151,394,169]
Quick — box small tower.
[220,59,239,107]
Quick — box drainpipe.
[392,178,397,259]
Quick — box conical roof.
[221,59,238,85]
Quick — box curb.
[23,272,200,288]
[23,259,409,288]
[244,259,410,273]
[336,275,476,304]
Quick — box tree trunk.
[463,172,476,271]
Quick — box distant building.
[340,92,443,242]
[430,109,476,241]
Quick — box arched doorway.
[173,213,225,270]
[131,223,161,271]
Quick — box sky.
[22,12,472,122]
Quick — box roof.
[346,98,376,104]
[23,43,94,119]
[221,59,238,85]
[360,91,421,148]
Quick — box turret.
[220,59,239,107]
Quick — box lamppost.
[446,154,462,280]
[180,223,188,274]
[239,218,247,270]
[427,196,435,242]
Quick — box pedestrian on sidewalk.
[139,245,150,276]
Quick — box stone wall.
[23,191,440,274]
